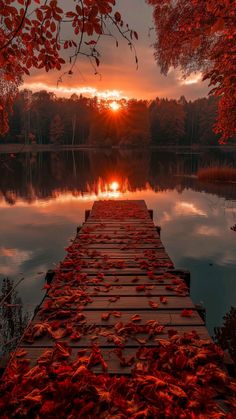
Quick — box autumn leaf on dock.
[149,300,159,309]
[181,309,193,317]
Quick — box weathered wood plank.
[63,259,172,268]
[43,295,194,310]
[32,308,204,327]
[67,285,187,296]
[73,244,165,249]
[47,284,187,297]
[77,232,160,238]
[21,326,210,348]
[77,267,174,275]
[54,274,186,286]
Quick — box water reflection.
[1,149,236,204]
[0,149,236,338]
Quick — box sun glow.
[21,83,128,100]
[109,181,119,192]
[109,101,121,112]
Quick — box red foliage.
[1,201,235,416]
[148,0,236,142]
[149,300,159,309]
[1,335,236,417]
[181,309,193,318]
[0,0,137,135]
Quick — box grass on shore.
[197,167,236,182]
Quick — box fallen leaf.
[108,296,120,303]
[50,328,67,340]
[131,314,142,322]
[24,389,42,403]
[70,332,81,341]
[101,312,111,321]
[160,296,168,304]
[149,300,159,309]
[181,309,193,317]
[136,285,146,292]
[132,276,140,283]
[15,349,27,358]
[136,337,147,344]
[112,311,121,318]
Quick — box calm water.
[0,148,236,353]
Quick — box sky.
[23,0,209,101]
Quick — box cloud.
[22,0,210,100]
[196,225,221,236]
[21,82,127,100]
[174,202,207,217]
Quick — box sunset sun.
[109,101,121,112]
[109,181,119,192]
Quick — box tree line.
[1,149,236,206]
[1,89,234,147]
[1,1,235,143]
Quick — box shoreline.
[0,143,235,154]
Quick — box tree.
[0,69,22,135]
[149,98,185,144]
[147,0,236,142]
[119,100,151,145]
[214,306,236,365]
[88,107,118,145]
[50,114,64,144]
[0,0,137,136]
[0,278,29,355]
[88,100,151,146]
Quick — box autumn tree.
[0,69,22,135]
[147,0,236,142]
[0,0,137,136]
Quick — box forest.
[1,90,231,147]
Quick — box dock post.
[169,269,191,289]
[195,303,206,323]
[45,269,55,285]
[148,209,153,220]
[85,209,91,221]
[156,225,161,236]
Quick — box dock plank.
[2,203,206,370]
[43,295,194,310]
[2,199,233,418]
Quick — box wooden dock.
[1,200,235,417]
[18,200,207,372]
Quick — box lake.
[0,148,236,354]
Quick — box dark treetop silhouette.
[2,90,230,146]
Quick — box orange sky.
[23,0,209,101]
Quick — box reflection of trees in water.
[0,149,236,203]
[193,180,236,202]
[88,149,150,190]
[214,306,236,365]
[0,278,29,356]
